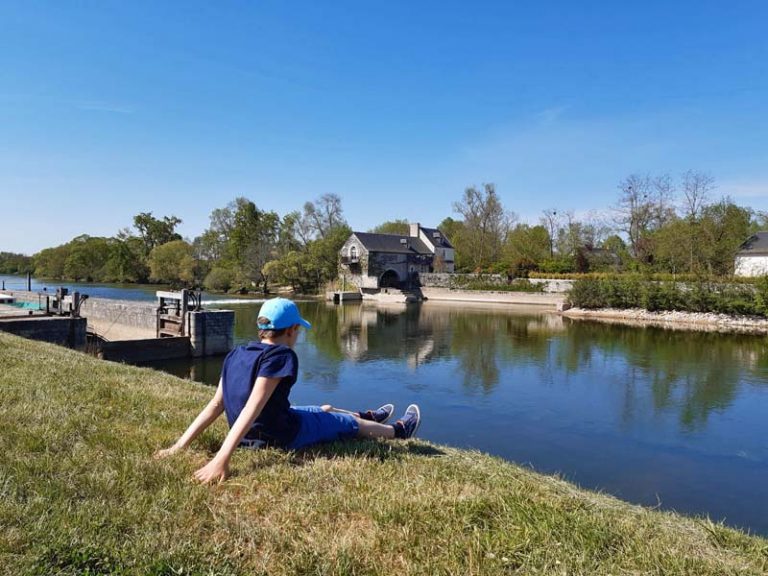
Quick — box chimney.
[409,222,420,238]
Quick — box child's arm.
[192,375,281,484]
[154,378,226,459]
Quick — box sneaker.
[358,403,395,423]
[394,404,421,439]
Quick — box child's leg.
[321,404,355,415]
[321,405,396,438]
[355,418,396,439]
[322,404,395,423]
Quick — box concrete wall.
[421,287,565,307]
[188,309,235,357]
[99,336,190,364]
[80,297,157,331]
[0,316,87,349]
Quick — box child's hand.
[154,444,181,460]
[193,458,230,484]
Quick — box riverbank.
[563,307,768,334]
[2,332,766,575]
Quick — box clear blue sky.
[2,1,767,254]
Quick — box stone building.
[339,223,455,289]
[735,232,768,277]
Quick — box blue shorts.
[287,406,359,450]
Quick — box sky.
[2,1,767,255]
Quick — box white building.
[734,232,768,277]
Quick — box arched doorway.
[379,269,401,289]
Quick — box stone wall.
[188,309,235,357]
[0,316,87,349]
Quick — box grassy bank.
[1,334,766,575]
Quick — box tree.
[0,252,33,274]
[369,219,410,235]
[227,198,280,293]
[437,217,468,271]
[504,224,550,269]
[612,173,675,264]
[34,245,70,279]
[452,184,516,270]
[148,240,196,285]
[102,237,148,282]
[700,199,752,276]
[681,170,715,221]
[133,213,182,256]
[301,194,347,240]
[540,209,560,258]
[63,235,111,281]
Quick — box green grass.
[1,333,767,575]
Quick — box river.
[3,274,768,535]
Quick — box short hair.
[258,316,287,340]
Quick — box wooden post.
[27,272,31,291]
[181,289,189,336]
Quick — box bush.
[753,276,768,315]
[568,277,765,316]
[567,278,604,308]
[539,258,575,274]
[204,266,235,292]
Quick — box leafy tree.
[63,236,111,281]
[133,212,182,257]
[504,224,550,267]
[34,245,70,279]
[700,199,752,276]
[0,252,33,274]
[102,237,148,282]
[369,219,410,235]
[437,217,467,270]
[148,240,196,285]
[227,198,280,293]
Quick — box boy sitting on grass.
[155,297,421,484]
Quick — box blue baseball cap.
[257,298,312,330]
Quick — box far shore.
[563,307,768,334]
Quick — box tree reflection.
[558,321,768,430]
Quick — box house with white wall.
[734,232,768,277]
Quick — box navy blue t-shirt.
[221,341,300,446]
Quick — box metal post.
[27,272,31,291]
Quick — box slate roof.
[737,232,768,256]
[352,232,432,255]
[420,227,454,249]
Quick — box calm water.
[5,274,768,534]
[144,300,768,535]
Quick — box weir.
[0,288,234,363]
